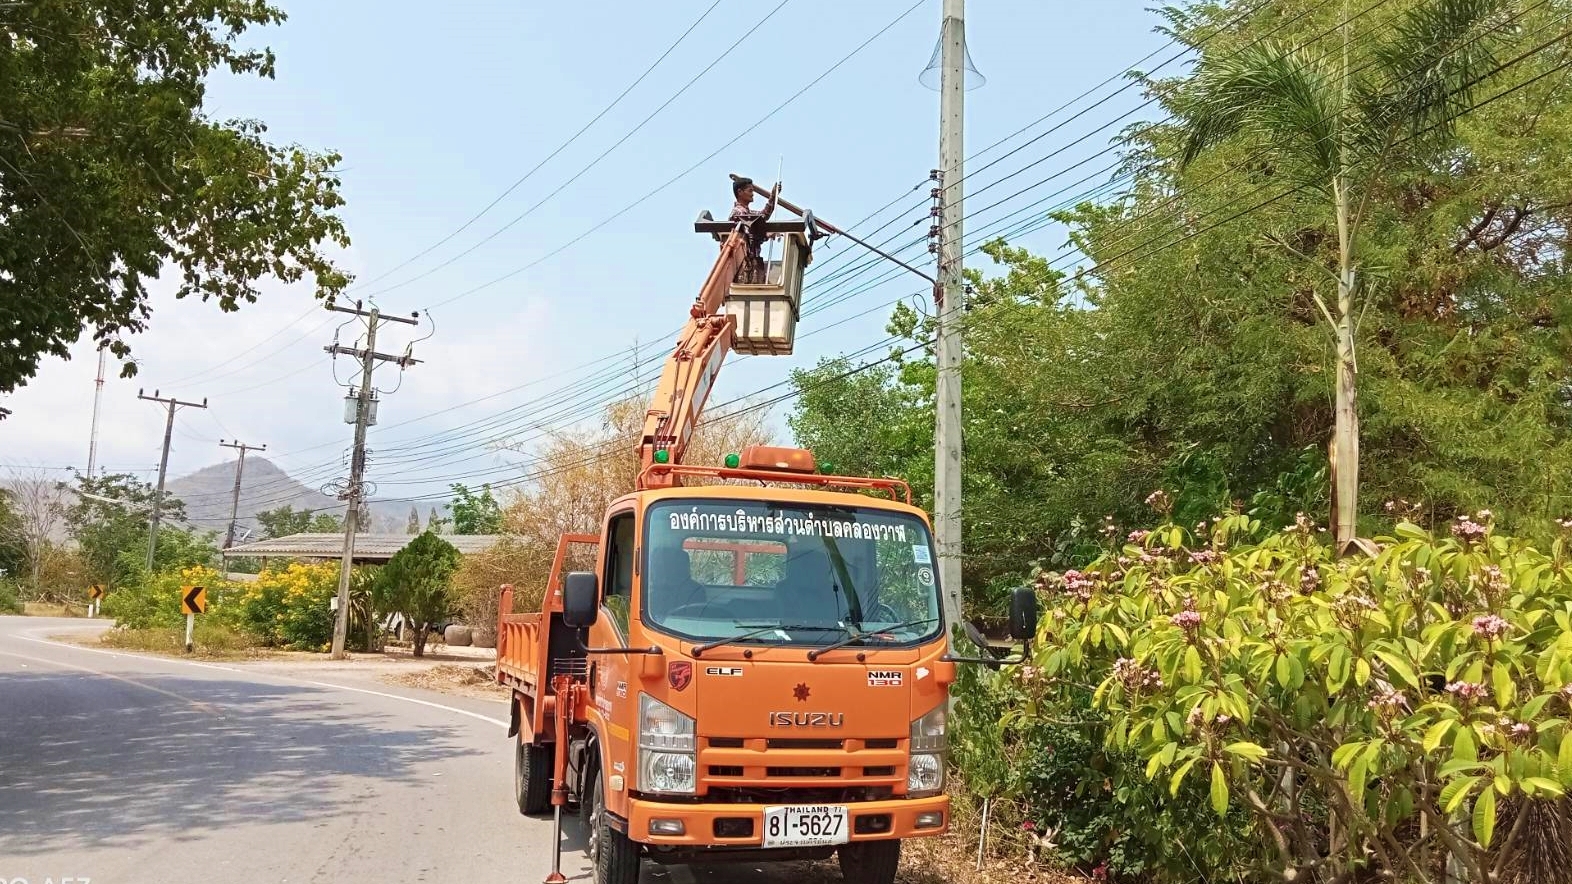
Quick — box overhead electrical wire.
[344,0,729,293]
[205,0,1483,497]
[369,15,1569,500]
[353,0,798,300]
[232,0,1364,487]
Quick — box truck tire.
[586,765,640,884]
[514,738,552,815]
[838,839,900,884]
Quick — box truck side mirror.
[563,572,599,628]
[1009,586,1039,643]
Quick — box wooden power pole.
[323,302,420,660]
[219,439,266,554]
[138,389,207,573]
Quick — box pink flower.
[1452,518,1487,543]
[1446,681,1488,701]
[1127,529,1150,545]
[1367,687,1407,714]
[1300,565,1321,594]
[1511,722,1532,738]
[1188,549,1220,565]
[1112,657,1163,692]
[1021,820,1036,832]
[1061,569,1095,603]
[1170,610,1203,631]
[1471,615,1509,641]
[1145,489,1173,513]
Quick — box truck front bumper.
[624,793,950,847]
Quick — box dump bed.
[495,533,598,740]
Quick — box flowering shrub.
[233,562,340,650]
[1025,511,1572,882]
[103,565,233,629]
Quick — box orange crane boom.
[636,228,746,488]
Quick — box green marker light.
[724,452,740,469]
[654,449,670,464]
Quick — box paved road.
[0,617,835,884]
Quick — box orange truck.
[497,180,1038,884]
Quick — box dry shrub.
[453,396,773,622]
[1496,797,1572,884]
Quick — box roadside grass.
[96,622,268,659]
[894,782,1079,884]
[380,663,508,700]
[22,601,86,617]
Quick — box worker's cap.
[732,177,755,196]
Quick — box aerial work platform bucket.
[724,231,810,355]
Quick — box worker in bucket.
[728,176,780,284]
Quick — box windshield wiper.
[806,618,939,661]
[823,537,864,627]
[691,623,832,657]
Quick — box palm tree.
[1177,0,1509,552]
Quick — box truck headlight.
[908,705,947,798]
[639,694,696,794]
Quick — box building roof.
[222,533,504,563]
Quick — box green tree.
[427,506,449,534]
[256,506,341,538]
[62,471,196,588]
[0,489,25,579]
[1175,0,1511,551]
[374,531,460,657]
[0,1,350,395]
[787,358,923,482]
[446,484,502,535]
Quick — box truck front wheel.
[585,765,640,884]
[514,738,552,815]
[838,839,900,884]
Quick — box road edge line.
[13,634,508,729]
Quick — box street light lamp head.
[919,33,986,91]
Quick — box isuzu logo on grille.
[770,712,846,728]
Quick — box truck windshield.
[642,500,943,647]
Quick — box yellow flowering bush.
[104,564,234,629]
[234,562,339,650]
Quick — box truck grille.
[766,738,843,750]
[705,785,896,804]
[768,766,840,778]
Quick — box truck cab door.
[592,508,637,807]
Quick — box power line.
[370,27,1572,501]
[422,0,929,311]
[343,0,728,293]
[354,0,798,300]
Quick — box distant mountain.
[164,457,441,541]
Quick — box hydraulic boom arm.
[636,228,747,488]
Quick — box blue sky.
[3,0,1172,512]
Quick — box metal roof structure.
[222,533,505,563]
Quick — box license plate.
[761,804,849,848]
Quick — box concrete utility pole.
[934,0,967,632]
[87,345,107,478]
[138,389,207,572]
[218,439,266,553]
[323,302,420,659]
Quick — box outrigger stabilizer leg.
[543,674,573,883]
